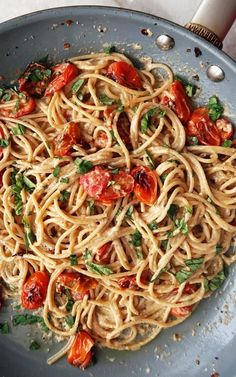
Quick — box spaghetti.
[0,51,236,368]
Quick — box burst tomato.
[80,166,134,203]
[94,242,112,264]
[131,166,158,205]
[67,331,94,369]
[171,283,197,318]
[54,121,80,156]
[18,62,51,97]
[45,63,79,96]
[21,271,49,310]
[186,107,221,146]
[161,80,191,123]
[216,118,233,141]
[0,91,35,119]
[107,61,142,90]
[118,276,138,289]
[56,272,97,301]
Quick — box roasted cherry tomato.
[94,242,112,264]
[56,272,97,301]
[67,331,94,369]
[95,131,108,149]
[161,80,191,123]
[118,276,138,289]
[18,62,51,97]
[216,118,233,141]
[45,63,79,96]
[186,107,221,146]
[54,122,80,156]
[107,61,142,90]
[116,112,132,150]
[21,271,49,310]
[171,283,197,318]
[131,166,158,205]
[80,166,134,203]
[0,91,35,119]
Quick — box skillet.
[0,2,236,377]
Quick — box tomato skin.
[45,63,79,96]
[0,92,35,119]
[18,63,51,97]
[67,331,94,369]
[187,107,221,146]
[161,80,191,123]
[131,166,158,205]
[94,242,112,264]
[80,167,134,202]
[54,121,80,156]
[21,271,49,310]
[171,283,197,318]
[107,61,142,90]
[216,118,233,141]
[118,276,138,289]
[56,272,97,301]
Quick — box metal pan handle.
[185,0,236,49]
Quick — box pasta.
[0,50,236,368]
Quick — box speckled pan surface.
[0,6,236,377]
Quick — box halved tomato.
[0,91,35,119]
[21,271,49,310]
[131,166,158,205]
[94,242,112,264]
[45,63,79,96]
[161,80,191,123]
[67,331,94,369]
[107,61,142,90]
[170,283,197,318]
[56,272,97,301]
[54,122,80,156]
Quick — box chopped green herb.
[175,75,197,97]
[74,158,93,174]
[89,200,95,215]
[2,92,11,102]
[126,205,134,219]
[140,107,164,134]
[185,257,204,271]
[70,254,77,266]
[13,99,20,114]
[187,136,199,146]
[175,218,189,235]
[167,229,174,238]
[145,150,155,170]
[24,230,36,251]
[14,304,21,310]
[22,216,30,227]
[83,248,92,260]
[53,165,60,177]
[161,239,169,250]
[0,88,5,99]
[86,261,113,276]
[167,204,179,221]
[12,314,49,332]
[204,278,209,291]
[136,249,144,259]
[99,94,115,106]
[59,190,70,203]
[148,221,158,231]
[0,138,10,148]
[208,95,224,121]
[110,130,117,143]
[104,46,116,54]
[216,244,223,255]
[71,79,84,95]
[175,269,193,283]
[65,315,75,328]
[0,322,10,334]
[185,205,192,214]
[111,168,119,175]
[208,269,228,291]
[117,103,124,112]
[131,230,142,247]
[29,340,40,351]
[222,140,232,148]
[65,293,74,312]
[11,124,26,135]
[60,177,69,184]
[160,173,168,184]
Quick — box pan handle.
[185,0,236,49]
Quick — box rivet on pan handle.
[185,0,236,49]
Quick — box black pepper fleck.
[192,74,200,81]
[141,28,149,36]
[195,359,200,365]
[194,47,202,57]
[186,48,191,52]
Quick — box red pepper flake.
[194,47,202,57]
[66,19,73,26]
[63,43,71,49]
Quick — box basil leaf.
[126,205,134,219]
[22,216,30,227]
[89,200,95,215]
[65,315,75,328]
[216,244,223,255]
[0,88,5,99]
[71,79,84,95]
[208,95,224,121]
[131,230,142,247]
[187,136,199,146]
[176,270,193,283]
[0,322,10,334]
[161,239,169,250]
[23,176,36,191]
[222,140,232,148]
[86,261,113,276]
[83,248,92,260]
[140,107,164,134]
[29,340,40,351]
[208,269,228,291]
[185,257,204,271]
[145,150,155,170]
[59,190,69,203]
[99,94,115,105]
[175,75,197,97]
[104,46,116,54]
[2,92,11,102]
[148,221,158,231]
[60,177,69,183]
[12,314,48,332]
[167,204,179,221]
[160,173,168,183]
[0,138,10,148]
[175,218,189,235]
[24,230,36,251]
[74,158,93,174]
[204,278,209,291]
[11,124,26,135]
[53,166,60,177]
[70,254,77,266]
[111,168,119,175]
[185,205,192,214]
